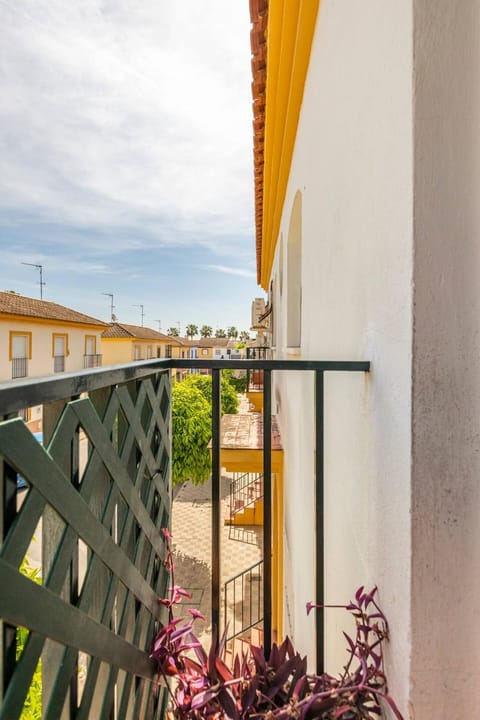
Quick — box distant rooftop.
[0,291,107,326]
[102,322,173,341]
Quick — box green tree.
[167,327,180,337]
[222,367,247,394]
[171,372,240,486]
[239,330,250,342]
[200,325,213,338]
[227,326,238,339]
[215,328,227,338]
[182,373,239,415]
[185,324,198,339]
[172,382,211,485]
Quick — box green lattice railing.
[0,369,171,719]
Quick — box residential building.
[187,337,230,361]
[101,323,174,364]
[250,0,479,716]
[0,291,106,383]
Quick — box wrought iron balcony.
[83,354,102,369]
[11,357,27,380]
[0,357,369,718]
[53,355,65,373]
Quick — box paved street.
[171,472,263,648]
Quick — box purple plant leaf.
[218,686,239,720]
[241,675,259,712]
[215,655,234,683]
[190,687,219,710]
[250,643,266,673]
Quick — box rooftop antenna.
[155,319,162,332]
[21,262,46,299]
[176,321,181,335]
[102,292,115,321]
[133,304,145,326]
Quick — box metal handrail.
[230,472,264,523]
[224,560,264,642]
[0,356,370,677]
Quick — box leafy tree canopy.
[215,328,227,338]
[185,324,198,339]
[239,330,250,342]
[171,372,240,486]
[171,382,211,486]
[200,325,213,338]
[227,326,238,339]
[167,327,180,337]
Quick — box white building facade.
[250,1,480,716]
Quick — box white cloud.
[206,264,256,279]
[0,0,254,252]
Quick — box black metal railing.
[11,358,27,379]
[224,560,264,642]
[83,354,102,369]
[229,472,264,524]
[0,356,369,718]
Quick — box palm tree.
[239,330,250,342]
[200,325,213,338]
[167,327,180,337]
[215,328,227,338]
[227,326,238,339]
[186,324,198,339]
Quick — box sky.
[0,0,261,335]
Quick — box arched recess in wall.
[287,190,302,348]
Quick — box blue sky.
[0,0,261,334]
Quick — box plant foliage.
[152,530,404,720]
[172,382,212,486]
[171,373,239,485]
[17,558,42,720]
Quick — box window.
[165,345,172,359]
[10,332,32,379]
[52,334,68,373]
[84,335,101,368]
[201,348,208,356]
[157,346,162,358]
[134,345,142,361]
[147,346,153,359]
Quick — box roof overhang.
[250,0,320,289]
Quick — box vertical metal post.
[263,369,272,657]
[211,369,221,635]
[315,371,325,674]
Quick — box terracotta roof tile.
[250,0,268,284]
[0,291,107,326]
[101,323,171,340]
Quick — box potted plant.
[151,529,404,719]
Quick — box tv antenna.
[21,262,46,299]
[155,319,162,332]
[102,292,115,321]
[133,304,145,326]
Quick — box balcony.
[83,354,102,369]
[11,357,27,380]
[0,357,368,718]
[53,355,65,373]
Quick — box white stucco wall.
[411,1,480,716]
[270,1,413,714]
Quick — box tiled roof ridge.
[0,291,107,326]
[250,0,268,284]
[102,322,172,340]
